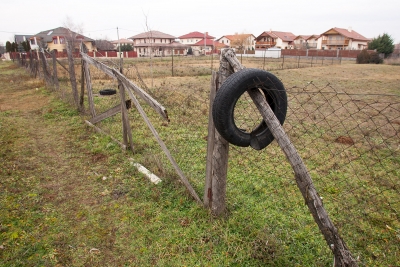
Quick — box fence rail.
[12,46,400,266]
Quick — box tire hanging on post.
[212,68,288,150]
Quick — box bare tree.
[63,16,85,51]
[143,12,154,88]
[230,32,253,62]
[95,39,115,51]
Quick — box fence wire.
[14,53,400,266]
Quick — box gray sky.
[1,0,399,45]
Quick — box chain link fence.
[13,50,399,266]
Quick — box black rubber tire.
[99,89,117,95]
[212,68,287,150]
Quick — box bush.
[356,50,382,64]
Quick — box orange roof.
[256,31,296,42]
[179,31,215,39]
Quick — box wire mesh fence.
[13,50,400,266]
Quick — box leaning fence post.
[221,51,358,267]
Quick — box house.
[191,39,227,55]
[255,30,297,49]
[216,34,256,51]
[129,30,178,57]
[110,38,134,50]
[320,27,369,50]
[293,35,319,49]
[30,27,96,52]
[178,31,215,45]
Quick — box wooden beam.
[89,100,131,124]
[81,53,168,121]
[120,79,202,206]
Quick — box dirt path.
[0,62,120,266]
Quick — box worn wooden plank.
[66,40,80,111]
[81,45,96,118]
[120,80,202,206]
[89,100,131,124]
[118,82,134,151]
[81,53,115,78]
[113,70,169,121]
[81,53,168,121]
[85,120,126,150]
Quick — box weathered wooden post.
[80,44,96,118]
[39,49,50,85]
[204,48,235,216]
[66,39,80,111]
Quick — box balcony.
[255,41,276,49]
[322,39,350,46]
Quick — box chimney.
[348,27,352,32]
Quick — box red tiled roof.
[179,31,215,39]
[217,34,255,41]
[270,31,296,42]
[321,28,369,41]
[256,31,296,42]
[129,31,176,40]
[294,35,311,40]
[194,39,227,48]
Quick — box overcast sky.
[1,0,399,45]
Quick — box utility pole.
[117,27,122,71]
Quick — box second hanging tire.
[212,68,287,150]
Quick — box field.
[1,56,399,266]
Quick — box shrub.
[356,50,382,64]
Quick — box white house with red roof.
[320,27,369,50]
[178,31,215,45]
[255,30,297,49]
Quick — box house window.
[30,39,36,45]
[59,37,65,44]
[53,38,58,44]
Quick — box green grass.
[1,58,399,266]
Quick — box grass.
[1,57,400,266]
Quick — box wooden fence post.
[205,48,235,216]
[80,44,96,118]
[66,40,81,111]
